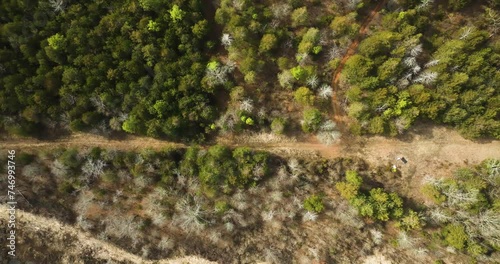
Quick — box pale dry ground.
[0,204,216,264]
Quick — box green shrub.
[421,184,446,204]
[336,171,404,222]
[18,152,35,165]
[270,118,286,134]
[443,223,468,250]
[291,66,308,81]
[291,7,308,27]
[294,87,315,106]
[215,200,230,214]
[59,148,80,169]
[304,194,325,213]
[467,241,487,256]
[301,108,322,133]
[259,33,278,53]
[345,170,362,186]
[58,181,74,194]
[335,181,360,200]
[399,210,424,230]
[298,28,319,54]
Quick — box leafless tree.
[296,52,309,65]
[414,71,438,84]
[416,0,434,11]
[302,211,318,222]
[277,166,289,182]
[232,0,245,11]
[318,84,333,99]
[262,210,276,222]
[287,158,303,176]
[412,65,422,74]
[225,59,237,72]
[271,3,291,20]
[134,175,153,189]
[73,191,94,217]
[476,210,500,246]
[442,186,479,207]
[224,221,235,232]
[485,159,500,182]
[317,120,341,145]
[428,207,452,224]
[397,231,418,249]
[252,163,265,180]
[49,0,65,13]
[424,59,440,68]
[173,197,208,233]
[223,209,246,227]
[413,247,429,258]
[144,188,169,226]
[409,44,423,57]
[403,57,418,68]
[421,175,444,187]
[345,0,362,11]
[263,247,281,264]
[335,201,364,228]
[141,245,151,259]
[90,96,108,115]
[50,159,68,179]
[216,112,237,133]
[306,75,320,89]
[375,103,389,113]
[81,158,106,181]
[221,33,233,48]
[459,26,474,40]
[102,213,140,240]
[22,163,44,179]
[239,98,254,112]
[327,44,343,60]
[205,64,230,87]
[257,107,267,119]
[370,229,383,245]
[292,196,303,209]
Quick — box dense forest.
[1,0,216,141]
[343,1,500,138]
[1,0,499,141]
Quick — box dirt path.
[1,126,498,170]
[0,204,216,264]
[331,0,389,131]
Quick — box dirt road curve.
[0,204,216,264]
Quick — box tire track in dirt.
[331,0,389,132]
[0,204,216,264]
